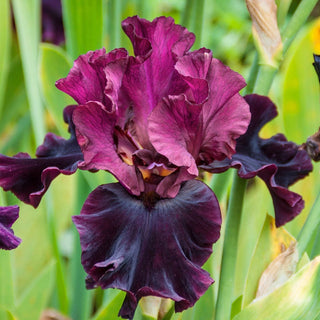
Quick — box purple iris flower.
[41,0,64,45]
[0,105,83,208]
[55,16,251,319]
[0,205,21,250]
[201,94,313,227]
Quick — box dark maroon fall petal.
[73,179,221,319]
[0,106,83,208]
[202,94,313,227]
[0,205,21,250]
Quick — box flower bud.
[246,0,283,66]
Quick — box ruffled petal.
[148,95,201,177]
[202,94,312,226]
[0,205,21,250]
[73,101,141,195]
[175,49,251,162]
[56,48,128,107]
[73,179,221,319]
[121,16,195,146]
[0,106,83,208]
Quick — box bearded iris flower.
[55,16,251,319]
[0,14,311,320]
[0,205,21,250]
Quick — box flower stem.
[45,193,69,314]
[243,53,259,96]
[297,191,320,259]
[70,173,92,320]
[107,0,122,50]
[253,64,278,96]
[282,0,319,53]
[193,0,205,49]
[214,171,247,320]
[181,0,205,48]
[181,0,194,28]
[209,170,232,202]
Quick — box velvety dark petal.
[202,94,313,226]
[73,180,221,319]
[41,0,64,45]
[73,101,141,195]
[0,106,83,208]
[0,205,21,250]
[121,16,195,146]
[56,48,128,107]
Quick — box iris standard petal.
[73,179,221,319]
[0,106,83,208]
[0,205,21,250]
[56,48,128,107]
[121,16,195,146]
[149,49,251,170]
[202,94,312,226]
[73,101,141,195]
[148,95,201,176]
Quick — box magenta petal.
[121,16,195,145]
[56,48,128,106]
[73,101,141,195]
[73,180,221,319]
[0,106,83,208]
[202,94,312,226]
[175,49,251,161]
[148,95,201,176]
[122,16,195,61]
[0,205,21,250]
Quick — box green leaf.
[231,295,243,319]
[0,306,16,320]
[62,0,105,59]
[91,290,125,320]
[242,215,295,308]
[234,179,270,299]
[12,203,54,297]
[14,261,55,320]
[0,251,14,312]
[233,257,320,320]
[39,43,74,136]
[11,0,45,145]
[282,20,320,144]
[0,0,11,116]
